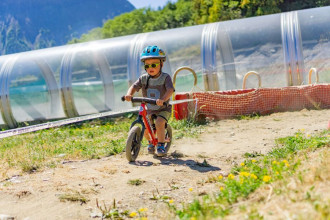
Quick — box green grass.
[0,114,207,176]
[0,116,132,175]
[170,117,207,140]
[58,191,90,204]
[128,179,145,186]
[170,130,330,219]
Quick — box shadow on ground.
[129,155,220,173]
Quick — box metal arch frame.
[60,45,79,118]
[33,58,61,115]
[242,71,262,89]
[217,23,237,90]
[92,50,115,111]
[60,44,115,118]
[201,23,219,91]
[308,68,319,84]
[281,11,305,86]
[0,55,61,128]
[201,22,237,91]
[0,55,20,128]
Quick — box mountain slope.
[0,0,135,55]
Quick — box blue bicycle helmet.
[140,45,166,62]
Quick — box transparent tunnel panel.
[225,14,285,89]
[148,25,204,91]
[9,58,53,122]
[101,36,134,111]
[0,6,328,127]
[299,7,330,84]
[0,58,6,125]
[70,50,106,115]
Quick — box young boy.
[124,45,175,156]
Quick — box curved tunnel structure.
[0,6,329,128]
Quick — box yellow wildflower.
[140,218,148,220]
[250,174,257,179]
[139,208,148,212]
[189,187,193,192]
[263,176,271,183]
[169,200,174,204]
[220,187,224,191]
[190,217,197,220]
[129,212,137,217]
[300,128,305,132]
[276,171,279,175]
[239,171,250,177]
[240,162,245,166]
[218,175,223,180]
[251,159,256,163]
[307,134,311,137]
[228,174,235,180]
[272,161,277,165]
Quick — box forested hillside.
[0,0,134,55]
[70,0,330,44]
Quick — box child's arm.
[156,88,174,106]
[124,85,137,101]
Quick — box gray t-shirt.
[133,72,174,114]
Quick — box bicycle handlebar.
[121,96,157,105]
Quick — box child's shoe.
[147,141,155,154]
[156,143,166,157]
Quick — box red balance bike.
[121,96,172,162]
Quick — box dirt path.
[0,109,329,220]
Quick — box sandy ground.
[0,109,329,220]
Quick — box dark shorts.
[148,110,171,122]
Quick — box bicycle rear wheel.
[126,126,141,162]
[164,124,172,154]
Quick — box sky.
[128,0,178,9]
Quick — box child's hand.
[156,99,164,106]
[125,95,132,101]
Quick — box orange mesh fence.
[174,84,330,120]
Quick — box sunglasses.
[144,63,160,69]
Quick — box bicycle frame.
[130,103,158,146]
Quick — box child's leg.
[155,116,166,143]
[144,130,151,141]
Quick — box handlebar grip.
[121,96,167,106]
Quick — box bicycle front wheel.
[126,126,142,162]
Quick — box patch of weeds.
[170,117,207,140]
[170,150,184,158]
[244,151,264,158]
[58,191,89,204]
[237,113,260,120]
[150,188,172,201]
[20,162,39,173]
[247,208,264,220]
[96,198,130,219]
[16,190,31,199]
[197,154,208,159]
[205,174,223,183]
[171,130,329,219]
[168,180,180,190]
[196,159,211,167]
[127,179,145,186]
